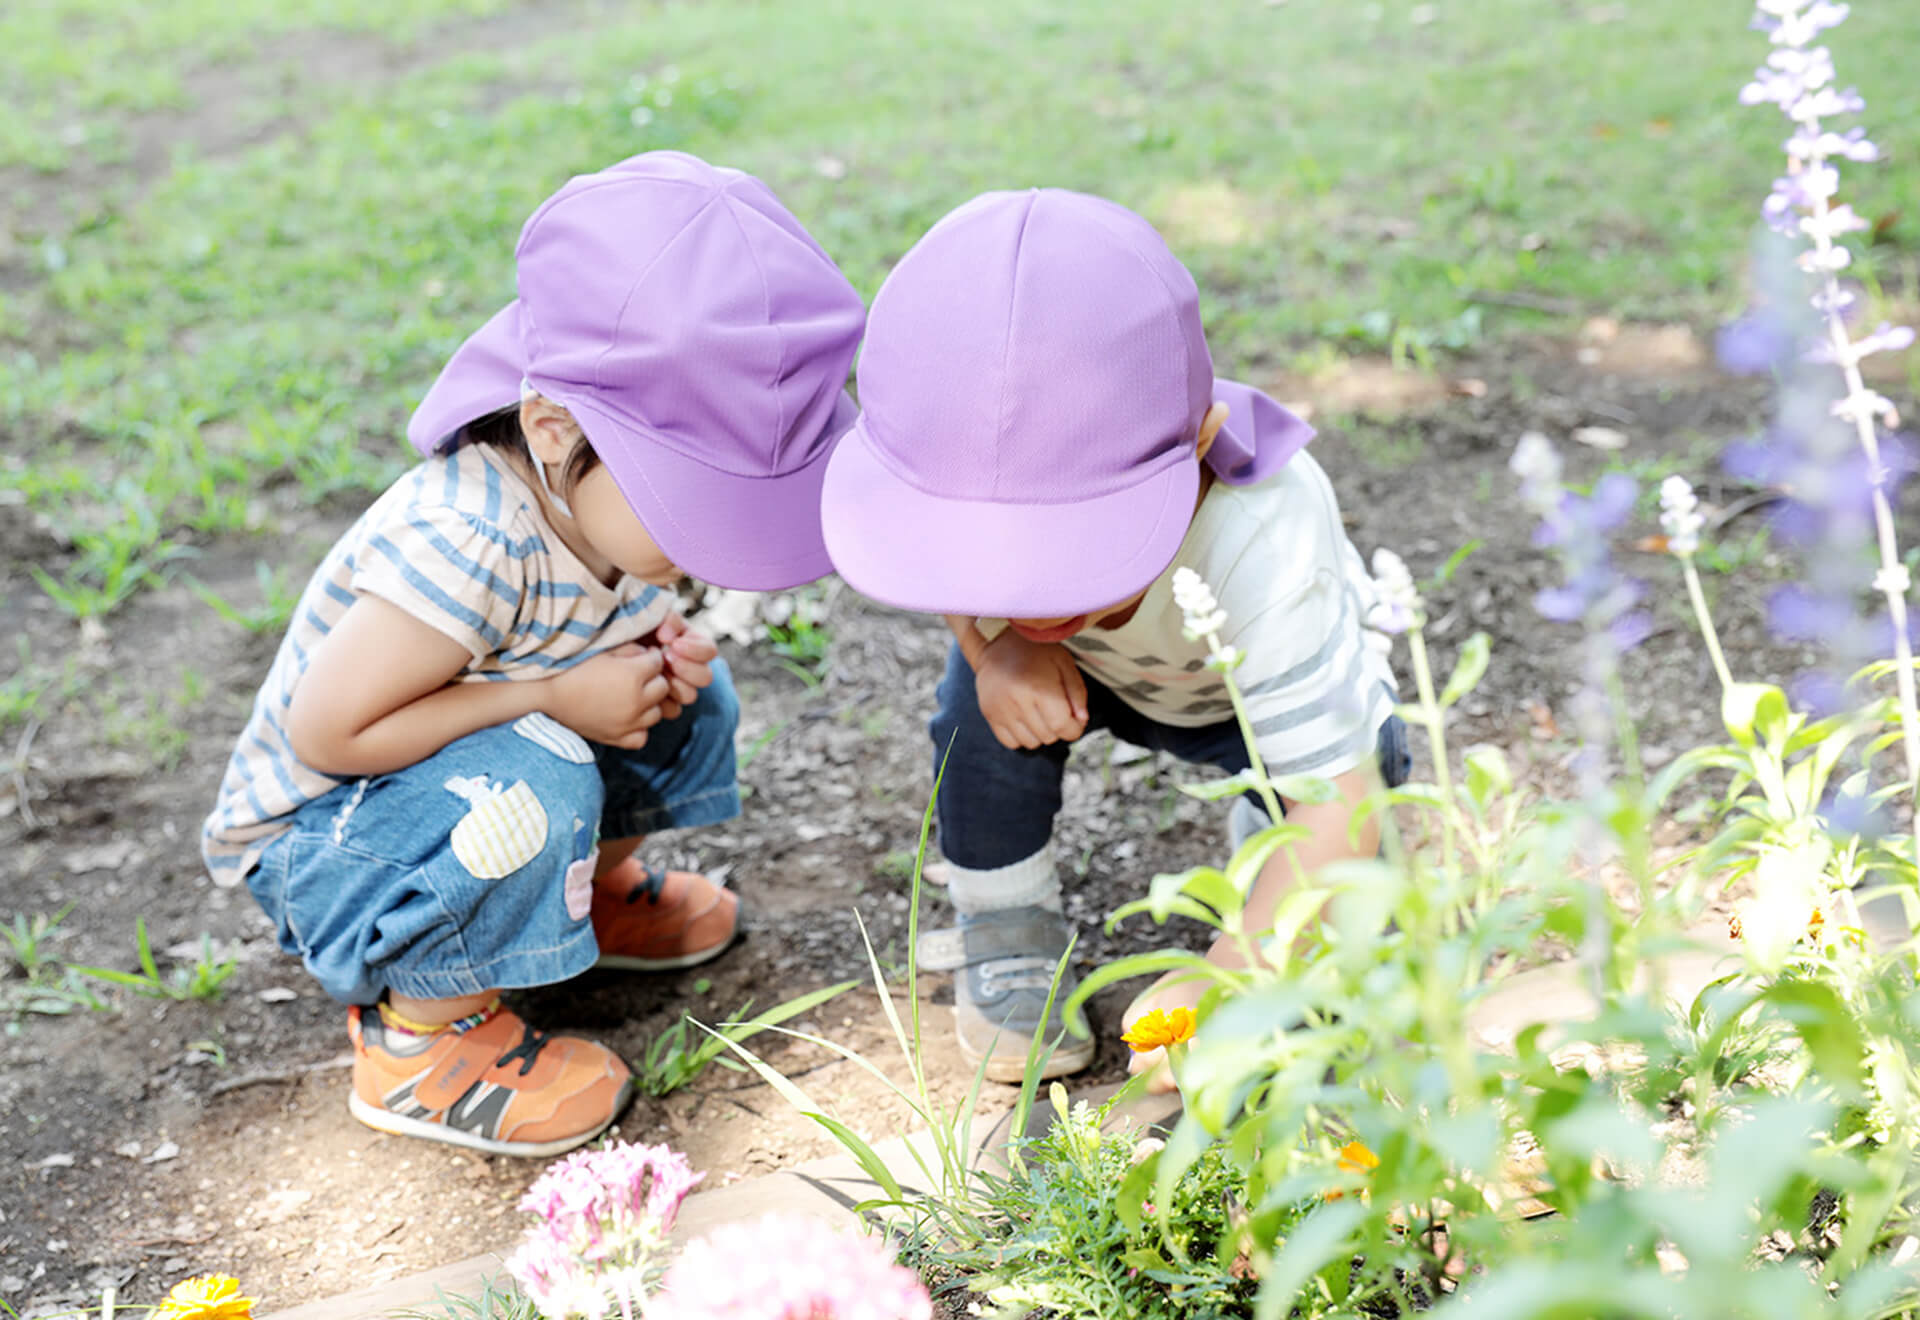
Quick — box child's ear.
[519,396,582,463]
[1193,402,1230,463]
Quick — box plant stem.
[1210,630,1285,825]
[1801,117,1920,862]
[1405,623,1458,879]
[1681,557,1737,693]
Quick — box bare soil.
[0,332,1892,1315]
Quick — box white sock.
[945,847,1063,915]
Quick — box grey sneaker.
[917,905,1095,1083]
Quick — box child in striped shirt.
[201,152,864,1155]
[819,189,1408,1086]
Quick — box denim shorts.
[247,660,740,1005]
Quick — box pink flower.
[650,1214,933,1320]
[509,1142,705,1317]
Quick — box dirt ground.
[0,331,1888,1314]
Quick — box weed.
[70,918,238,1003]
[873,850,918,881]
[767,615,831,686]
[635,979,856,1097]
[0,905,72,980]
[387,1277,540,1320]
[187,560,302,635]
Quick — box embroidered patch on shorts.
[444,775,551,879]
[563,847,599,921]
[512,712,595,765]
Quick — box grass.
[1,0,1916,620]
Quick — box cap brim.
[407,302,526,455]
[569,389,858,592]
[821,415,1199,618]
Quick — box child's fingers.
[664,655,715,690]
[612,728,652,750]
[656,611,687,643]
[657,699,684,723]
[1059,658,1090,722]
[669,629,719,664]
[666,674,699,706]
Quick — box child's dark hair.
[462,404,602,494]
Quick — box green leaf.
[1224,823,1312,900]
[1151,865,1240,921]
[1178,769,1262,802]
[1253,1201,1368,1320]
[1431,539,1481,587]
[1463,744,1512,808]
[135,917,160,983]
[803,1112,906,1204]
[1439,631,1490,707]
[1118,1245,1173,1273]
[1062,948,1220,1035]
[1393,700,1436,730]
[1759,979,1865,1093]
[1722,681,1786,749]
[1268,773,1338,806]
[1116,1147,1158,1230]
[1384,782,1447,810]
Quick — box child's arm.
[286,595,675,777]
[1220,766,1379,966]
[944,615,1089,749]
[1123,765,1379,1090]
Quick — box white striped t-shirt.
[200,443,671,886]
[989,452,1397,779]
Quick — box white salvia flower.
[1874,564,1911,597]
[1659,475,1705,557]
[1207,643,1244,672]
[1366,547,1422,634]
[1832,389,1899,427]
[1854,323,1918,360]
[1171,566,1229,639]
[1510,431,1564,513]
[1798,244,1852,273]
[1801,202,1871,240]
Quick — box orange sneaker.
[590,858,740,971]
[346,1003,631,1158]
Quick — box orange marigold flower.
[1337,1140,1380,1175]
[1728,912,1744,941]
[153,1275,256,1320]
[1806,907,1826,941]
[1121,1006,1196,1053]
[1326,1140,1381,1201]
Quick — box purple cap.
[820,189,1312,618]
[407,151,865,591]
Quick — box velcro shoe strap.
[915,906,1070,971]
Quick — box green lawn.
[3,0,1917,617]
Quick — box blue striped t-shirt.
[200,444,669,886]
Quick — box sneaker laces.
[624,864,669,906]
[495,1020,554,1077]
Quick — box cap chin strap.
[519,377,576,521]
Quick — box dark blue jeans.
[929,642,1411,870]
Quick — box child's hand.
[654,612,717,714]
[975,633,1090,749]
[544,643,675,747]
